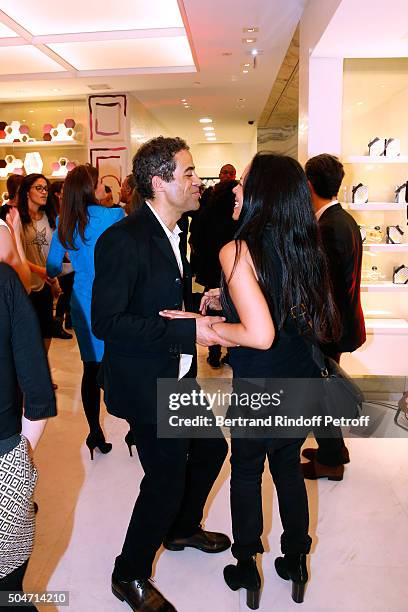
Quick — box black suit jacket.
[92,204,196,423]
[319,203,366,353]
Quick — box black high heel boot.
[224,556,261,610]
[274,553,308,603]
[86,432,112,460]
[124,430,135,457]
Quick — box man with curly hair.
[92,136,230,612]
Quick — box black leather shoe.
[163,527,231,553]
[302,446,350,464]
[301,458,344,481]
[112,574,177,611]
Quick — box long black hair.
[58,165,97,250]
[231,152,340,343]
[18,173,56,230]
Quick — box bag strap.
[290,305,328,377]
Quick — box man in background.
[303,153,366,481]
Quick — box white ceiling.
[313,0,408,58]
[0,0,306,145]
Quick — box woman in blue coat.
[47,165,124,458]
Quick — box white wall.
[298,0,343,163]
[189,140,257,178]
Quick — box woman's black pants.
[230,436,312,560]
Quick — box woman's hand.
[200,288,221,314]
[159,309,202,319]
[50,278,62,299]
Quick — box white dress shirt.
[146,202,193,380]
[315,199,339,222]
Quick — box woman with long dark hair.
[162,153,340,607]
[47,180,74,340]
[46,165,124,458]
[18,174,58,354]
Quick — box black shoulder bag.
[291,305,364,420]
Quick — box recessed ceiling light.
[57,109,63,112]
[243,27,258,33]
[251,49,259,56]
[243,69,249,74]
[203,127,215,131]
[184,105,191,109]
[181,98,187,102]
[357,101,364,105]
[243,63,250,68]
[22,119,26,122]
[243,38,257,44]
[29,110,34,113]
[199,118,213,123]
[51,88,61,92]
[206,137,217,141]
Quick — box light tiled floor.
[24,337,408,612]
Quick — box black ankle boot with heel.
[124,430,135,457]
[274,553,308,603]
[224,556,261,610]
[86,431,112,460]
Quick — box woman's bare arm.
[212,240,275,350]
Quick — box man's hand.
[196,315,230,347]
[159,309,235,347]
[200,288,221,314]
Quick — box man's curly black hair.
[132,136,189,200]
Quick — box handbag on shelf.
[352,183,369,204]
[368,137,385,156]
[384,137,400,157]
[386,225,404,244]
[291,305,363,420]
[359,224,383,243]
[393,265,408,284]
[394,182,408,204]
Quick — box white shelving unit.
[345,155,408,164]
[361,282,408,292]
[365,318,408,335]
[0,140,83,148]
[347,202,406,211]
[363,244,408,252]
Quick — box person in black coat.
[0,263,56,601]
[302,153,366,480]
[92,136,230,612]
[193,179,238,367]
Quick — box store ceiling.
[0,0,305,145]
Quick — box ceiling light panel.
[0,46,63,74]
[0,23,19,38]
[0,0,184,35]
[47,37,194,71]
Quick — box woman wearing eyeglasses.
[18,174,59,356]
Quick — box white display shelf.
[361,282,408,292]
[363,243,408,251]
[365,318,408,335]
[0,140,83,148]
[348,202,406,211]
[345,155,408,164]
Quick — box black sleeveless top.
[221,245,319,379]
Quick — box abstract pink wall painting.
[88,95,127,142]
[90,147,127,185]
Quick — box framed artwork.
[90,147,128,188]
[88,94,127,142]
